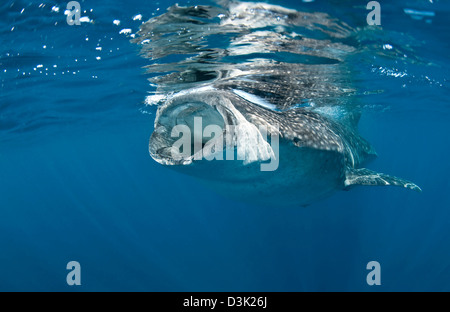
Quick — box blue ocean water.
[0,0,449,291]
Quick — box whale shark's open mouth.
[150,93,233,165]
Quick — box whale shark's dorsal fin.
[344,168,422,192]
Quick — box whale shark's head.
[149,87,278,170]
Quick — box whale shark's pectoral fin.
[344,168,422,192]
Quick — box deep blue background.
[0,0,449,291]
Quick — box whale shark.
[134,1,421,206]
